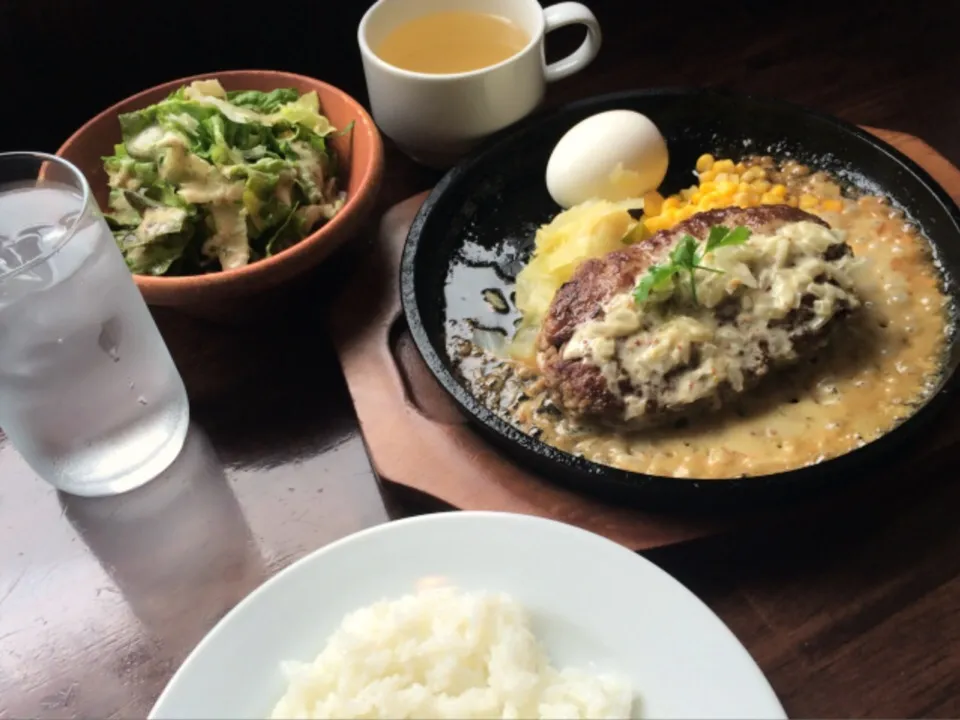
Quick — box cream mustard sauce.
[510,194,950,479]
[554,221,862,422]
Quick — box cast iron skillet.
[400,88,960,509]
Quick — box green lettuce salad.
[102,79,348,276]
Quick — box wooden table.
[2,1,959,717]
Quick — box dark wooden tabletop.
[2,1,960,717]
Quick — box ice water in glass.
[0,154,189,497]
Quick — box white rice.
[270,586,634,719]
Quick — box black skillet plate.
[400,88,960,510]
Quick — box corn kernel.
[741,167,766,182]
[760,191,780,204]
[728,173,741,185]
[699,169,716,183]
[699,191,720,208]
[770,184,788,198]
[713,159,736,172]
[716,181,737,196]
[701,197,725,210]
[821,199,843,212]
[799,194,818,209]
[643,191,664,216]
[750,179,771,193]
[696,154,715,173]
[714,172,730,183]
[733,192,752,207]
[734,162,747,174]
[663,196,681,211]
[786,197,799,208]
[644,216,668,233]
[690,191,703,203]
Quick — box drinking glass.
[0,152,189,497]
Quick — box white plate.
[150,511,786,720]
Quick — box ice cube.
[0,224,51,270]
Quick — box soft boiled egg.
[545,110,669,209]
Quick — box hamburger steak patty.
[536,206,860,427]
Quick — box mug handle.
[542,2,602,83]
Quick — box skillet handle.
[390,320,468,425]
[328,193,467,426]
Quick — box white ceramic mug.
[358,0,602,168]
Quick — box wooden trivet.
[327,128,960,550]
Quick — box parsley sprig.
[633,225,753,305]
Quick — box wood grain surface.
[1,1,959,718]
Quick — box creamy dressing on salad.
[206,205,250,269]
[102,78,346,276]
